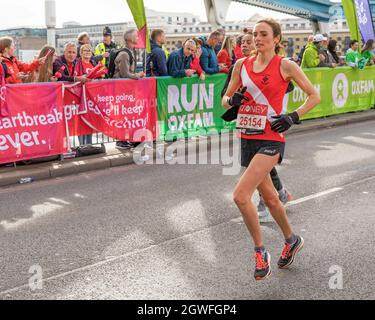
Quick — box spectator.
[77,44,99,76]
[234,35,244,62]
[76,44,98,146]
[77,32,90,58]
[279,40,289,58]
[318,35,330,65]
[301,34,336,68]
[191,38,206,81]
[146,29,168,77]
[77,32,103,64]
[346,40,362,68]
[327,40,341,65]
[95,27,116,68]
[114,29,146,151]
[361,39,375,65]
[53,42,90,83]
[113,29,145,80]
[298,35,314,65]
[200,31,226,75]
[221,32,255,97]
[214,28,226,55]
[0,36,46,84]
[217,36,234,74]
[175,40,183,50]
[28,45,58,83]
[0,59,8,82]
[167,39,196,78]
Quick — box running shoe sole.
[115,146,133,151]
[255,252,272,281]
[278,237,305,269]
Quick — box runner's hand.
[228,87,249,107]
[271,112,300,133]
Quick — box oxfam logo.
[332,73,349,108]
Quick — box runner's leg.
[233,153,280,246]
[270,168,283,191]
[257,175,293,239]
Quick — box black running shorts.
[241,139,285,168]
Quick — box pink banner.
[0,83,68,164]
[63,83,96,137]
[82,79,157,141]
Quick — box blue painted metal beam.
[233,0,334,21]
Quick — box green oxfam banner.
[157,74,234,140]
[288,66,375,120]
[157,67,375,139]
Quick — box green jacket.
[345,48,362,68]
[361,50,374,65]
[301,43,320,68]
[94,41,117,67]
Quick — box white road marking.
[1,175,375,296]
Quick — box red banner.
[0,83,68,164]
[82,79,157,141]
[63,83,95,137]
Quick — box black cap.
[103,26,112,37]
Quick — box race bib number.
[236,104,268,131]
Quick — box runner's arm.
[222,59,244,110]
[281,59,321,118]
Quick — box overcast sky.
[0,0,297,30]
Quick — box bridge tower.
[45,0,57,47]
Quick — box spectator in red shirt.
[77,44,98,76]
[0,36,47,84]
[234,35,244,62]
[217,36,234,74]
[191,38,206,81]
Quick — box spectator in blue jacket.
[200,31,226,75]
[167,39,196,78]
[146,29,168,77]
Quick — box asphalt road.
[1,120,375,300]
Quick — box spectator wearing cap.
[167,39,196,78]
[301,34,336,68]
[200,31,226,75]
[318,34,331,65]
[94,27,117,68]
[146,29,168,77]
